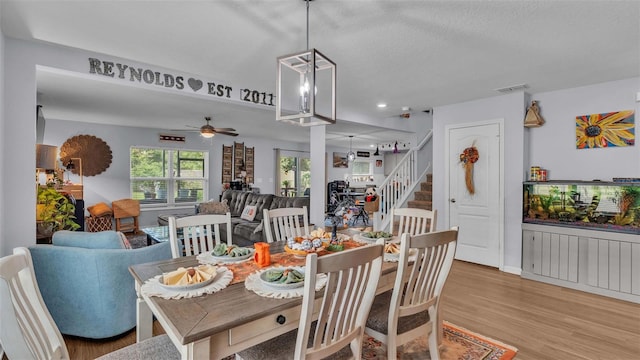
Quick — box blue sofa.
[28,231,172,339]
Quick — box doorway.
[276,150,311,197]
[445,119,504,269]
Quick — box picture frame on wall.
[333,152,348,168]
[222,145,233,183]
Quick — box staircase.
[372,130,433,231]
[407,174,433,211]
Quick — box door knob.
[450,198,456,203]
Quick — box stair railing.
[372,130,433,231]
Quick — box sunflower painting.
[576,110,635,149]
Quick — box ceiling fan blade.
[213,127,236,132]
[215,131,239,137]
[169,129,199,132]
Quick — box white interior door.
[446,120,503,268]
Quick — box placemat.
[141,267,233,299]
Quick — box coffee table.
[141,225,171,246]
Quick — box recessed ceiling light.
[370,144,375,148]
[377,103,387,108]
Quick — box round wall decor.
[59,135,112,176]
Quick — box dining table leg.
[136,292,153,342]
[185,337,211,360]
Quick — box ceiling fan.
[177,116,238,137]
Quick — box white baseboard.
[502,265,521,275]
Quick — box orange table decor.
[253,242,271,268]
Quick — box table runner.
[226,239,364,285]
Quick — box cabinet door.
[586,238,640,295]
[523,229,578,282]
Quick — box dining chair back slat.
[298,243,384,359]
[1,248,180,360]
[0,247,69,360]
[391,207,437,236]
[263,206,310,243]
[238,242,384,360]
[168,213,232,258]
[365,227,458,360]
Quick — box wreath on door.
[459,144,479,195]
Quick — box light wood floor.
[5,260,639,359]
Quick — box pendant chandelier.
[347,136,356,161]
[276,0,336,126]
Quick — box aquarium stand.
[522,223,640,304]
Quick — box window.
[130,147,208,206]
[276,149,310,197]
[352,160,372,176]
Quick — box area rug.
[227,321,516,359]
[362,321,518,360]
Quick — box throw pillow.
[240,205,258,221]
[199,199,230,215]
[87,202,112,217]
[117,231,132,249]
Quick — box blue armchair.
[28,231,172,339]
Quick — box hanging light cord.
[306,0,310,51]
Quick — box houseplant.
[37,185,80,235]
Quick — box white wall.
[0,11,4,358]
[44,118,308,227]
[0,11,5,261]
[1,38,312,256]
[433,78,640,272]
[529,77,640,180]
[433,92,526,272]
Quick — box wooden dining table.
[130,238,401,360]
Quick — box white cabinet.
[522,223,640,303]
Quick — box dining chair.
[262,206,310,243]
[390,207,437,236]
[237,242,385,360]
[168,212,232,258]
[0,247,179,360]
[365,227,458,360]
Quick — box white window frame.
[130,146,209,208]
[351,159,373,176]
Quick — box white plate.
[158,273,217,291]
[198,248,255,264]
[259,267,305,290]
[357,234,393,244]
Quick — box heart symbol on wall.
[188,78,203,92]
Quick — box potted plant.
[37,186,80,235]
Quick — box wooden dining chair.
[365,227,458,360]
[0,247,180,360]
[262,206,310,243]
[390,207,437,236]
[237,243,385,360]
[168,212,232,258]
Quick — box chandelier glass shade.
[347,136,356,161]
[276,0,336,126]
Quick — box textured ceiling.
[2,0,639,149]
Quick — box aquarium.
[523,180,640,234]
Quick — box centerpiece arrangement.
[285,227,345,256]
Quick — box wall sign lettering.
[88,57,274,107]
